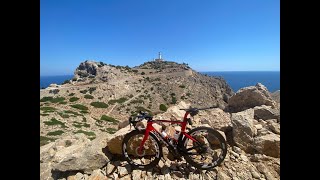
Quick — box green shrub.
[64,110,81,116]
[108,97,128,105]
[70,104,89,111]
[186,93,191,96]
[88,87,96,94]
[106,128,117,134]
[73,122,90,128]
[171,96,177,104]
[40,97,53,102]
[80,90,88,94]
[47,130,64,136]
[91,102,108,108]
[179,85,186,88]
[181,96,186,100]
[141,72,145,75]
[40,136,56,146]
[40,97,65,103]
[51,97,65,103]
[84,94,94,99]
[59,101,67,104]
[159,104,167,111]
[68,93,75,96]
[74,130,95,137]
[40,106,56,111]
[40,113,49,116]
[80,110,89,114]
[43,118,66,128]
[100,115,119,124]
[69,97,79,102]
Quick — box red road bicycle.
[122,106,227,170]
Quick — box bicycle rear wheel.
[182,126,227,170]
[122,129,162,170]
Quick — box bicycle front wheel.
[122,129,162,170]
[182,126,227,170]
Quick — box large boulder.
[254,133,280,158]
[228,83,278,112]
[52,132,111,173]
[231,109,255,153]
[40,133,111,180]
[254,105,280,122]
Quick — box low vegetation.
[74,130,96,137]
[70,104,89,111]
[40,96,65,103]
[108,97,128,105]
[84,94,94,99]
[43,118,67,128]
[159,104,167,111]
[100,115,119,124]
[90,102,108,108]
[69,97,80,102]
[47,130,64,136]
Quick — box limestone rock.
[88,169,107,180]
[228,83,278,112]
[52,133,111,173]
[254,133,280,158]
[217,171,231,180]
[253,105,280,122]
[231,109,255,153]
[267,122,280,135]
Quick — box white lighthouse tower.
[155,52,163,62]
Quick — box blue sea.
[40,75,74,89]
[201,71,280,93]
[40,72,280,92]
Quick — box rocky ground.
[40,80,280,180]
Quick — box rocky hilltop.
[40,60,233,145]
[40,59,280,180]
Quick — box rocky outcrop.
[254,105,280,122]
[40,133,111,180]
[74,61,98,78]
[228,83,278,112]
[232,108,280,158]
[254,133,280,158]
[231,109,255,153]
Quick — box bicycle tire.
[122,129,162,170]
[181,126,227,170]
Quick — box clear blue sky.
[40,0,279,76]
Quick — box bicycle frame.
[138,111,199,153]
